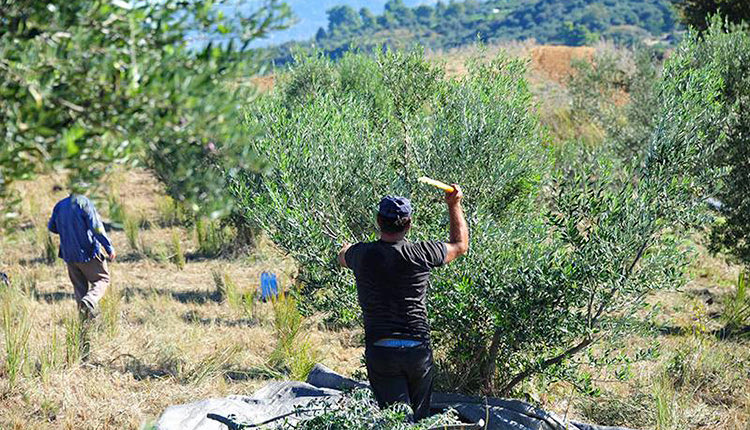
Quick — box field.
[0,171,363,429]
[1,44,749,430]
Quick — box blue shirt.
[48,195,114,263]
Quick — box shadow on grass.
[109,353,280,383]
[224,366,283,382]
[182,310,258,327]
[35,290,75,303]
[107,354,178,381]
[120,285,219,304]
[657,323,750,340]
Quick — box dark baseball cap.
[378,196,413,219]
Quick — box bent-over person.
[338,185,469,421]
[48,191,116,319]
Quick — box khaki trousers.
[66,255,110,308]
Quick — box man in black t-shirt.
[338,185,469,421]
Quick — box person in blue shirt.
[48,191,116,318]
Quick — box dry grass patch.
[0,172,364,429]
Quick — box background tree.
[326,5,362,36]
[671,0,750,30]
[0,0,290,222]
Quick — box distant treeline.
[266,0,681,64]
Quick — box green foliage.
[672,0,750,30]
[690,20,750,269]
[280,389,462,430]
[0,0,290,219]
[232,35,731,395]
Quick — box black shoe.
[80,297,99,319]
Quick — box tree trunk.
[481,327,504,394]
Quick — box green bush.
[230,49,549,390]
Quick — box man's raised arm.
[338,243,352,268]
[444,184,468,264]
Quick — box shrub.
[697,20,750,270]
[568,43,662,160]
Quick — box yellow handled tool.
[418,176,455,193]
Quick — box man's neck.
[379,232,406,243]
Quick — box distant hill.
[235,0,436,47]
[263,0,681,64]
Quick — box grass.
[271,291,319,381]
[63,310,89,366]
[722,270,749,336]
[0,170,357,428]
[98,284,121,338]
[170,230,185,270]
[36,324,61,385]
[124,211,142,253]
[2,289,32,390]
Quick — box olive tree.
[229,39,727,395]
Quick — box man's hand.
[444,184,463,206]
[108,250,117,261]
[337,242,352,268]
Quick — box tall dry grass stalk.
[64,311,90,366]
[653,375,677,430]
[99,285,121,338]
[195,218,234,256]
[271,291,318,380]
[2,290,31,390]
[124,211,142,253]
[723,270,749,334]
[34,221,57,265]
[170,230,185,270]
[37,325,61,385]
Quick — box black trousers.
[365,343,434,421]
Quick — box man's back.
[345,239,446,345]
[49,195,111,263]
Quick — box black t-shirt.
[345,239,447,345]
